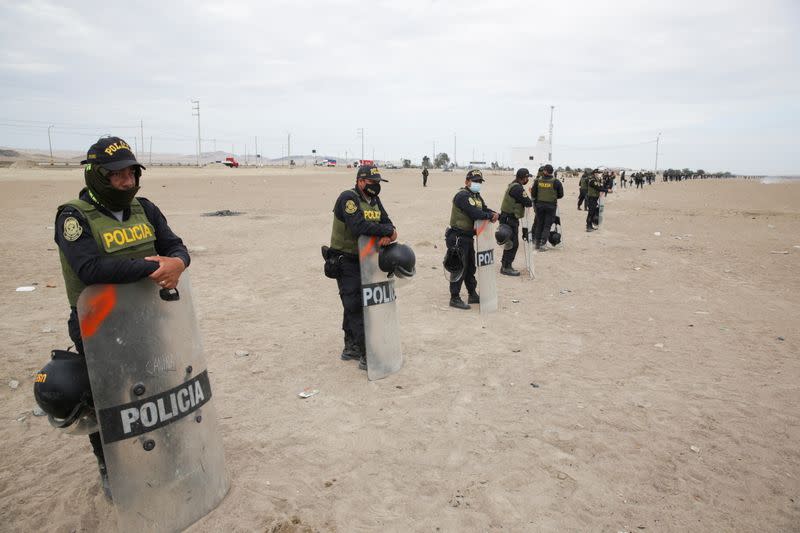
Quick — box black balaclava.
[84,164,141,211]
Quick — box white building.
[511,135,551,172]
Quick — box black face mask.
[84,165,140,211]
[364,182,381,197]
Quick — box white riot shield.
[474,220,498,314]
[358,236,403,380]
[77,276,228,533]
[523,208,535,279]
[598,193,605,227]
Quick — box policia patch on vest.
[344,199,358,215]
[63,217,83,241]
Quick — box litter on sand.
[15,286,36,292]
[298,388,319,399]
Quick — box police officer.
[446,169,499,309]
[328,165,396,370]
[498,167,533,275]
[585,168,608,231]
[422,166,429,187]
[577,170,589,210]
[54,136,190,498]
[531,164,564,250]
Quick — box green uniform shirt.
[533,176,558,203]
[58,198,157,306]
[450,189,485,232]
[500,182,526,219]
[330,194,384,254]
[587,177,602,198]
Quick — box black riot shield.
[358,235,403,380]
[77,276,228,533]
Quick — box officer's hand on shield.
[145,255,186,289]
[378,229,398,247]
[490,212,499,223]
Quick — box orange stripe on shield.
[359,236,377,260]
[79,285,117,339]
[475,220,489,236]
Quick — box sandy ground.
[0,166,798,532]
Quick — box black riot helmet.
[378,242,416,278]
[548,231,562,246]
[495,223,513,247]
[443,245,465,282]
[33,350,97,434]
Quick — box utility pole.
[140,119,144,158]
[548,105,555,163]
[191,100,201,167]
[149,136,152,166]
[432,141,436,166]
[356,128,365,161]
[287,133,291,162]
[454,133,457,168]
[255,136,258,167]
[654,132,662,175]
[47,125,54,165]
[245,144,248,166]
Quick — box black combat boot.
[500,265,521,276]
[98,459,112,501]
[357,344,368,371]
[340,334,359,361]
[467,292,480,304]
[537,241,548,251]
[449,295,471,309]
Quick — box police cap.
[466,169,484,182]
[356,165,388,182]
[81,136,145,171]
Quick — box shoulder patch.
[344,199,358,215]
[63,217,83,241]
[468,197,476,206]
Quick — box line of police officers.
[36,136,610,503]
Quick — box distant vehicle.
[358,159,375,167]
[315,159,338,167]
[223,157,239,168]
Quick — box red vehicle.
[223,157,239,168]
[358,159,375,167]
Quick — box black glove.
[521,227,529,242]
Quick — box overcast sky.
[1,0,798,174]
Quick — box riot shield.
[598,192,605,227]
[550,206,563,249]
[358,236,403,380]
[523,208,535,279]
[474,220,498,314]
[78,276,228,533]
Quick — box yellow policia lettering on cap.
[63,217,83,241]
[104,141,131,156]
[370,168,380,175]
[102,224,154,250]
[35,373,47,383]
[344,199,358,215]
